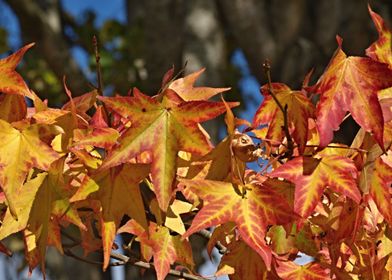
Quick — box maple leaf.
[118,221,194,280]
[168,68,230,101]
[271,155,360,218]
[72,127,120,150]
[216,240,269,280]
[0,119,60,217]
[0,94,27,122]
[275,261,329,280]
[0,43,34,99]
[253,83,315,153]
[71,164,149,270]
[315,37,392,148]
[366,6,392,67]
[0,159,86,274]
[180,178,295,269]
[99,88,238,211]
[369,156,392,226]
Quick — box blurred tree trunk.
[3,0,88,96]
[126,0,185,95]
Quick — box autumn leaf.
[118,221,194,280]
[271,155,360,218]
[99,87,238,211]
[71,164,149,270]
[275,261,329,280]
[168,68,230,101]
[314,37,392,149]
[72,127,120,150]
[369,156,392,226]
[0,94,26,122]
[0,159,85,274]
[0,43,34,99]
[366,5,392,67]
[0,120,60,217]
[0,173,47,240]
[180,179,295,269]
[253,83,315,153]
[216,240,270,280]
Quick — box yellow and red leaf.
[99,86,238,211]
[180,179,295,269]
[168,68,230,101]
[253,83,315,153]
[369,156,392,226]
[314,38,392,148]
[366,6,392,68]
[0,43,34,99]
[271,155,360,218]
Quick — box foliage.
[0,6,391,280]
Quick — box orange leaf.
[216,240,269,280]
[315,38,392,148]
[118,221,194,280]
[180,179,295,269]
[99,87,238,211]
[71,164,149,270]
[271,155,360,218]
[253,83,315,153]
[0,93,27,122]
[168,68,230,101]
[366,5,392,67]
[0,43,34,99]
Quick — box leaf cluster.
[0,6,391,280]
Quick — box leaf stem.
[262,60,294,158]
[93,35,111,127]
[93,35,104,96]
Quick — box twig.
[93,35,104,96]
[110,252,206,280]
[197,229,228,255]
[305,144,368,153]
[263,60,294,158]
[93,35,111,127]
[61,228,207,280]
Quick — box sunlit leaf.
[0,120,60,217]
[168,68,230,101]
[180,179,295,269]
[0,43,34,99]
[253,83,315,153]
[271,155,360,218]
[99,87,238,211]
[366,6,392,67]
[315,38,392,148]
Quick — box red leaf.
[315,38,392,148]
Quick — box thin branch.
[92,35,111,128]
[61,228,207,280]
[64,249,103,266]
[305,144,368,153]
[197,229,228,255]
[110,252,206,280]
[93,36,104,96]
[263,60,294,158]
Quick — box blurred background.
[0,0,391,279]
